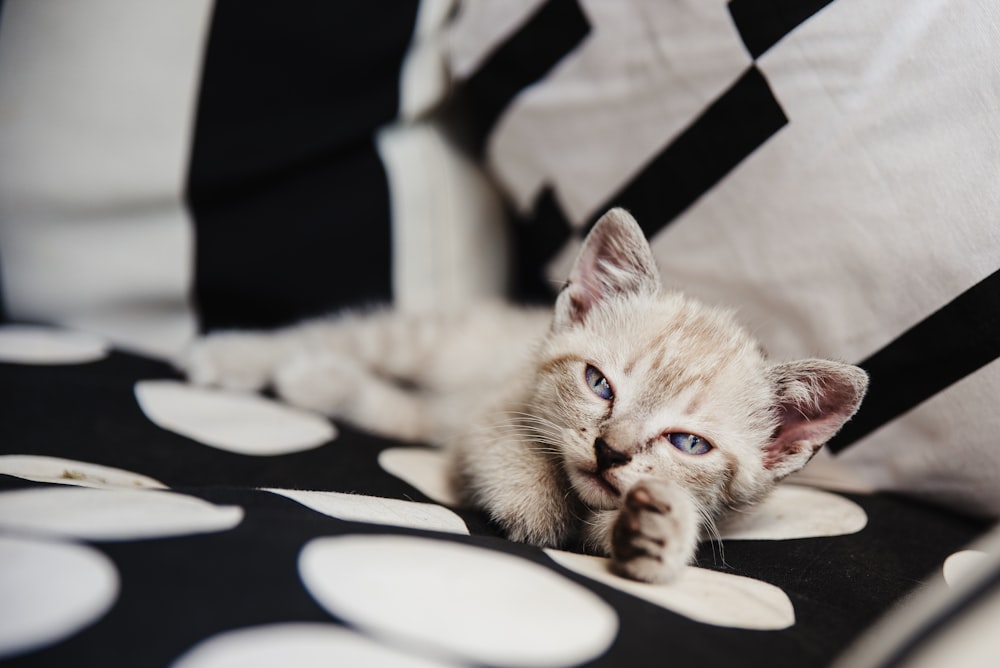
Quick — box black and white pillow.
[0,327,991,666]
[446,0,1000,518]
[0,0,506,360]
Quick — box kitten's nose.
[594,438,631,471]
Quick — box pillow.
[446,0,1000,516]
[0,0,506,359]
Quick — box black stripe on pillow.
[829,267,1000,453]
[598,66,787,241]
[186,1,418,332]
[458,0,590,157]
[511,65,787,301]
[728,0,836,59]
[510,189,575,302]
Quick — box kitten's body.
[185,209,867,582]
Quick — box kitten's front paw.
[610,480,698,583]
[181,333,280,392]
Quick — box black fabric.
[728,0,836,59]
[186,1,419,331]
[829,267,1000,453]
[0,346,991,667]
[457,0,591,156]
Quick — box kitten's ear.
[554,208,661,328]
[763,360,868,480]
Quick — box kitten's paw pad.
[272,353,361,415]
[181,333,279,392]
[610,481,696,583]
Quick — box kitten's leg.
[181,310,400,393]
[182,321,432,441]
[450,434,579,547]
[272,352,429,442]
[181,311,480,444]
[580,510,616,557]
[587,480,700,583]
[183,309,458,394]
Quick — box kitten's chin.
[570,469,622,510]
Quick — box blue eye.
[667,433,712,455]
[585,365,613,400]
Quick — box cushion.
[0,326,990,665]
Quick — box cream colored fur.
[183,208,868,583]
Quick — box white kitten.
[184,208,867,583]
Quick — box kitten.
[184,208,868,583]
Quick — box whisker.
[698,508,727,569]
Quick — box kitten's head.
[530,208,867,516]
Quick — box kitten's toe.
[610,480,697,583]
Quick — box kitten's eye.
[667,432,713,456]
[585,365,613,400]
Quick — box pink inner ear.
[571,231,653,314]
[763,411,843,470]
[554,208,661,327]
[762,360,868,474]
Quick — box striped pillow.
[0,1,506,359]
[447,0,1000,516]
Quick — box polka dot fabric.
[0,328,991,667]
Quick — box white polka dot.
[299,535,618,667]
[378,447,460,506]
[0,325,109,364]
[172,623,457,668]
[716,485,867,541]
[0,535,119,660]
[0,487,243,541]
[545,549,794,630]
[943,550,991,588]
[267,489,468,535]
[0,455,167,490]
[135,380,336,456]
